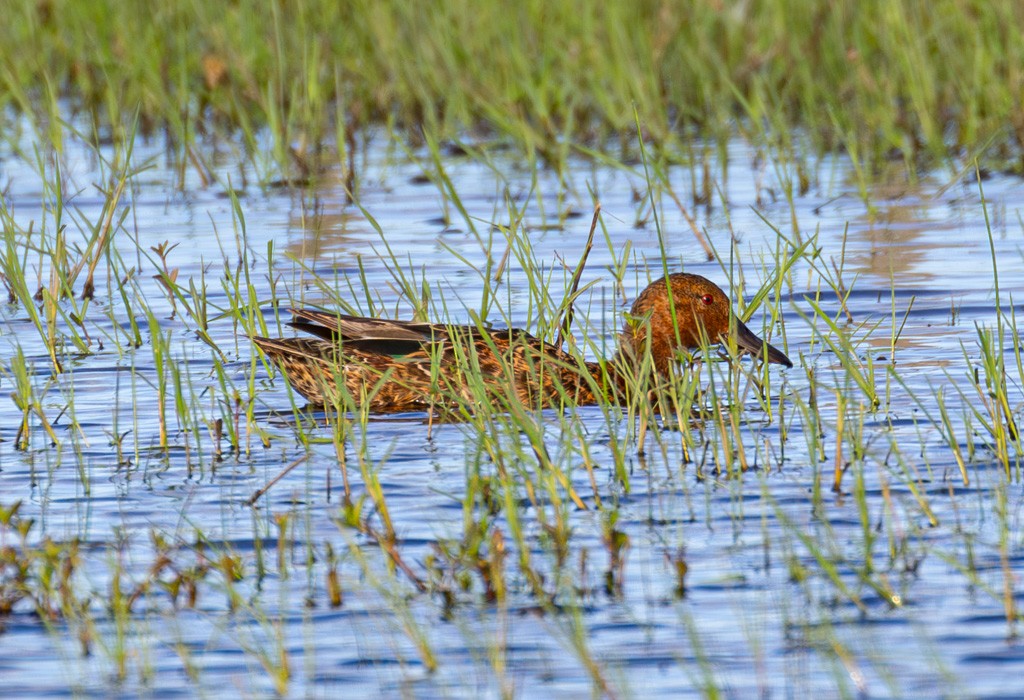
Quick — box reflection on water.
[0,124,1023,697]
[283,207,369,261]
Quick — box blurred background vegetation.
[3,0,1023,176]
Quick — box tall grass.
[3,0,1024,180]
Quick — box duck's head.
[619,273,792,375]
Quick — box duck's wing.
[287,309,526,357]
[288,309,446,341]
[285,309,448,356]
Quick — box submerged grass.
[4,0,1024,181]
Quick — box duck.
[251,273,792,412]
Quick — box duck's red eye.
[700,294,714,305]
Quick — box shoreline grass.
[3,1,1024,181]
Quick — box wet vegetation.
[5,0,1024,180]
[1,0,1023,696]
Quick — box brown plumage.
[251,273,792,412]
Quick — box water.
[1,125,1023,698]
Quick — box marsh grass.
[4,0,1024,186]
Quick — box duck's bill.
[732,320,793,368]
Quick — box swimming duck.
[252,273,791,411]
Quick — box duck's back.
[252,311,603,411]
